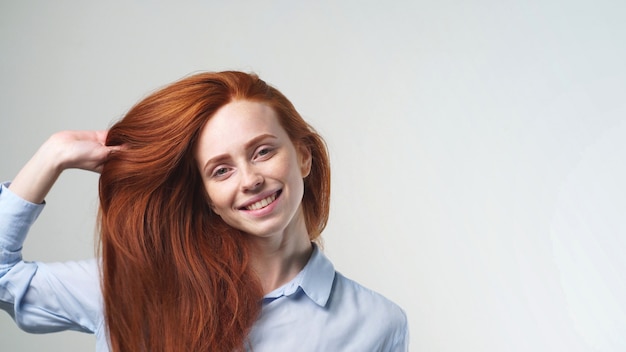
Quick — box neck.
[247,212,313,294]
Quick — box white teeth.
[246,193,277,210]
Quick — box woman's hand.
[48,130,120,173]
[8,130,122,204]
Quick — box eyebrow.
[202,133,278,173]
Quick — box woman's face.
[195,100,311,239]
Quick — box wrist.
[8,138,66,204]
[35,137,68,176]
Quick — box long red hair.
[98,71,330,351]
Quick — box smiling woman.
[0,71,408,351]
[196,101,311,243]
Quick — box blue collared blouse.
[0,183,408,351]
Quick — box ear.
[297,143,312,178]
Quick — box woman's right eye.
[212,167,230,178]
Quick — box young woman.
[0,71,408,351]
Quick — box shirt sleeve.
[0,182,103,334]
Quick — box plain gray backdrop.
[2,1,626,351]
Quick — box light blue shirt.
[0,183,408,351]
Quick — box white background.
[1,1,625,351]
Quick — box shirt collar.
[262,243,335,307]
[299,243,335,307]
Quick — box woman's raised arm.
[9,130,121,204]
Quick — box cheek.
[283,157,306,197]
[204,182,230,215]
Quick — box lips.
[242,190,281,211]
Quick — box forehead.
[195,100,288,159]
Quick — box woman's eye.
[212,167,230,177]
[255,146,276,159]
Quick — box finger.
[94,130,109,144]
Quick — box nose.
[240,165,264,192]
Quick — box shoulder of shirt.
[332,270,407,324]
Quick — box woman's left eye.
[255,147,273,159]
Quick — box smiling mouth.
[244,191,281,211]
